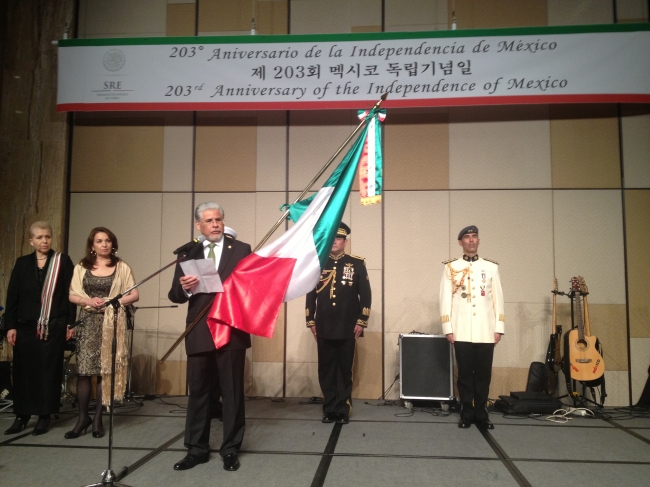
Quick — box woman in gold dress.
[66,227,139,438]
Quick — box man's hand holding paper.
[179,259,223,294]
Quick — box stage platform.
[1,397,649,486]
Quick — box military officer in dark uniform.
[305,222,371,424]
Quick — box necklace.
[37,257,47,260]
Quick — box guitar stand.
[561,383,606,409]
[121,305,178,406]
[61,339,77,408]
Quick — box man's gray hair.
[194,201,225,222]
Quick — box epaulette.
[483,257,499,265]
[442,258,458,265]
[348,254,365,261]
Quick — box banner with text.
[57,24,650,111]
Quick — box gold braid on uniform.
[316,269,336,299]
[447,264,469,295]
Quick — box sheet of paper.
[179,259,223,294]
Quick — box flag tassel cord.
[159,93,387,364]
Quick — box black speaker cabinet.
[399,334,454,401]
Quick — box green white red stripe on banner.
[57,24,650,111]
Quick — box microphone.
[173,235,206,255]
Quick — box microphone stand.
[122,305,178,404]
[72,255,187,487]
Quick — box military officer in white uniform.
[439,225,504,430]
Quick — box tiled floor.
[1,397,649,487]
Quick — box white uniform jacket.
[439,256,505,343]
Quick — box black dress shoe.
[223,453,240,471]
[173,453,209,471]
[32,416,50,436]
[458,418,472,429]
[336,413,350,424]
[4,416,30,435]
[476,419,494,430]
[322,413,336,423]
[92,427,105,438]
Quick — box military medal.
[343,263,354,281]
[480,285,485,296]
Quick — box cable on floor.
[299,396,322,405]
[546,407,595,423]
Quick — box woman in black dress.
[4,222,76,436]
[67,227,138,438]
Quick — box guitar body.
[546,334,557,394]
[567,329,605,381]
[546,278,561,395]
[546,335,556,371]
[553,325,563,372]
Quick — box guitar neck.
[552,277,558,335]
[575,292,585,340]
[583,294,591,336]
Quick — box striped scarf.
[37,252,62,340]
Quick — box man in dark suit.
[169,202,251,472]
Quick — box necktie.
[208,243,216,264]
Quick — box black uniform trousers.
[317,338,355,416]
[454,341,494,422]
[185,349,246,457]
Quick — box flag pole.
[159,94,387,364]
[254,93,387,251]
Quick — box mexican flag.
[206,109,384,348]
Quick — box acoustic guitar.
[566,276,605,382]
[545,277,562,395]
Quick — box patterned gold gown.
[75,269,114,376]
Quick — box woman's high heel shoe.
[4,416,30,435]
[92,427,105,438]
[32,415,51,436]
[64,417,92,439]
